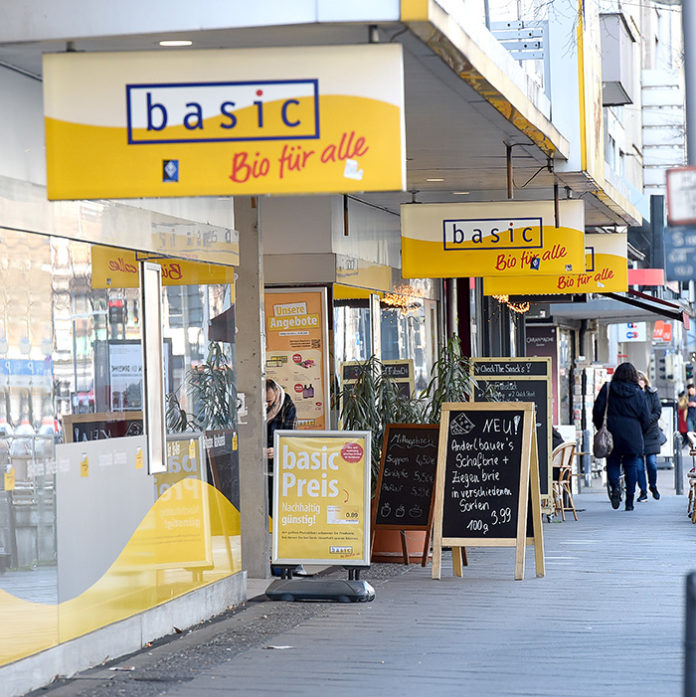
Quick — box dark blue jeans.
[606,452,642,503]
[637,453,658,492]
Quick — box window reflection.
[0,232,241,669]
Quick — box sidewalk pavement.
[35,466,695,697]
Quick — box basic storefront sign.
[272,430,371,566]
[400,200,585,278]
[43,45,406,199]
[483,232,628,295]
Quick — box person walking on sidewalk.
[593,362,651,511]
[687,384,696,434]
[636,371,661,502]
[678,390,689,447]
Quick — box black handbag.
[593,384,614,458]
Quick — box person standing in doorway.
[687,384,696,434]
[593,362,651,511]
[265,378,297,510]
[636,371,661,502]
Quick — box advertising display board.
[401,200,585,278]
[44,44,405,199]
[483,233,627,296]
[272,430,371,566]
[149,433,212,569]
[472,357,552,514]
[431,403,544,581]
[265,287,330,430]
[372,424,439,565]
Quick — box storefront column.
[235,197,270,579]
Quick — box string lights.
[382,284,424,316]
[492,294,530,314]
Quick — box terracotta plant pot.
[370,528,430,565]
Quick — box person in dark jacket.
[592,362,651,511]
[265,378,297,508]
[636,371,661,502]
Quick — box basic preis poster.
[272,431,371,566]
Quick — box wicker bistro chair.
[552,442,578,521]
[686,433,696,523]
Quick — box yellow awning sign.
[91,246,236,289]
[43,45,405,199]
[401,200,585,278]
[483,233,628,296]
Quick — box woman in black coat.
[592,362,651,511]
[636,371,661,502]
[265,378,297,508]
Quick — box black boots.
[610,485,621,510]
[650,486,661,500]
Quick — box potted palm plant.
[337,335,482,562]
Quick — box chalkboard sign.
[472,357,552,513]
[432,402,544,581]
[341,359,414,399]
[373,424,438,530]
[474,360,548,377]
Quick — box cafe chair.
[552,442,578,522]
[686,433,696,523]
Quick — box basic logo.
[442,217,543,251]
[330,545,353,554]
[126,79,320,144]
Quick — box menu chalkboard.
[440,407,524,540]
[374,424,439,529]
[472,357,552,512]
[431,402,544,581]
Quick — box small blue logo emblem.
[530,256,540,270]
[163,160,179,182]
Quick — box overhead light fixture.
[426,177,444,182]
[159,40,193,47]
[452,191,470,195]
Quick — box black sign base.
[266,578,375,603]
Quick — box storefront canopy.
[547,289,690,327]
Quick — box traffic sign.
[664,225,696,281]
[666,166,696,226]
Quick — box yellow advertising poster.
[265,287,329,430]
[91,246,237,288]
[401,200,585,278]
[142,435,212,569]
[483,233,628,296]
[43,45,405,199]
[3,467,14,491]
[272,431,371,565]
